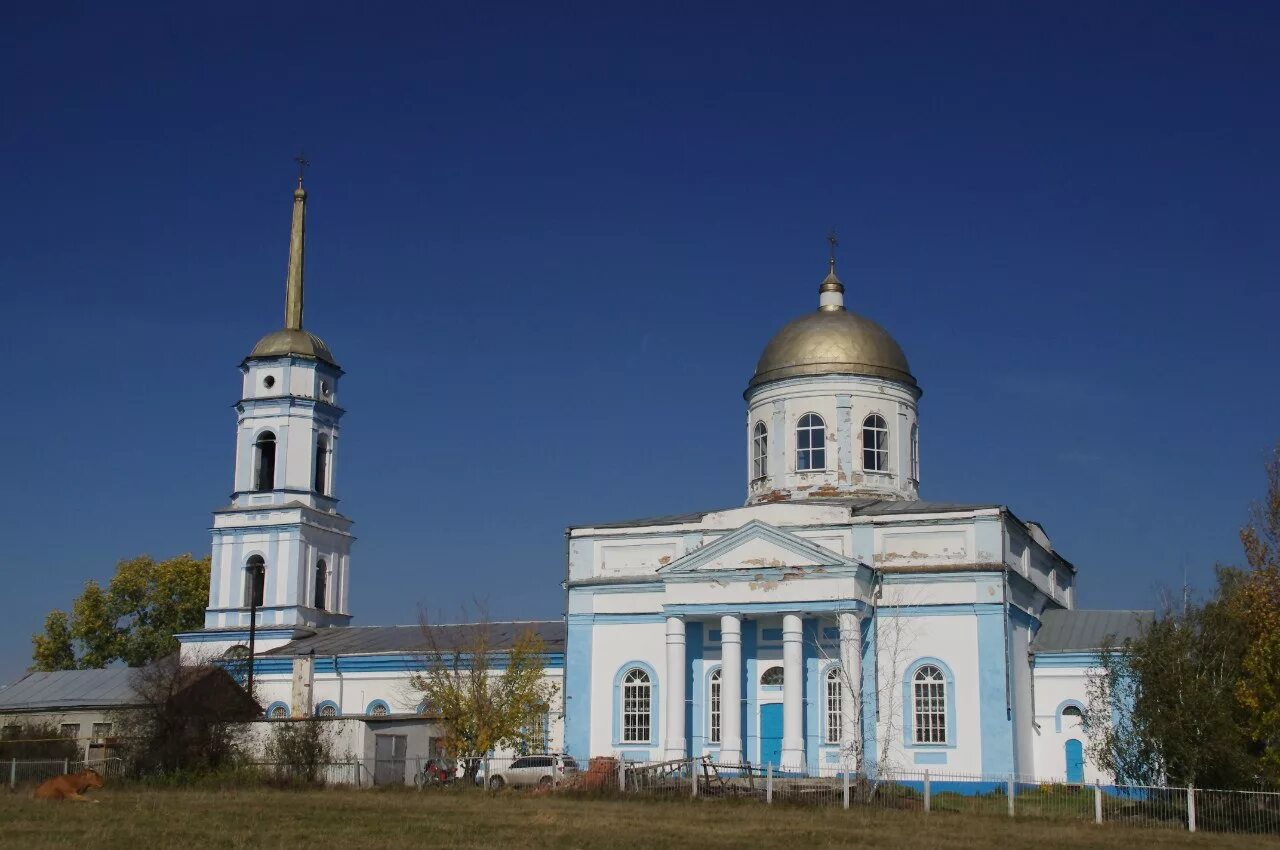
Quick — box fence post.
[8,758,14,791]
[766,763,773,804]
[617,758,625,793]
[1007,775,1015,817]
[63,758,69,775]
[843,769,850,810]
[1094,784,1102,825]
[482,758,490,790]
[690,760,698,798]
[924,770,931,814]
[1187,786,1196,833]
[551,755,558,791]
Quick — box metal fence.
[522,757,1279,837]
[5,757,126,790]
[8,754,1278,836]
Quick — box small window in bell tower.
[244,555,266,608]
[254,432,277,491]
[314,559,328,611]
[314,435,329,496]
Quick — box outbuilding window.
[752,422,768,479]
[863,414,889,472]
[621,668,652,743]
[796,414,826,471]
[912,665,947,744]
[761,666,784,686]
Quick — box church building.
[177,178,1145,785]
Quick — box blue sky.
[2,3,1278,683]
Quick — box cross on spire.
[294,152,310,188]
[827,229,838,269]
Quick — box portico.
[658,603,868,773]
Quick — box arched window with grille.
[825,667,843,744]
[244,555,266,608]
[863,414,889,472]
[314,560,328,611]
[796,414,826,471]
[620,668,652,743]
[912,664,947,744]
[708,668,722,744]
[752,422,768,480]
[254,431,277,491]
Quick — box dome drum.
[744,256,920,505]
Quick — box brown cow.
[32,768,104,801]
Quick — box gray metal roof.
[263,621,566,657]
[0,668,142,712]
[575,499,997,530]
[1031,609,1152,653]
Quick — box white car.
[486,755,579,789]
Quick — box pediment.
[658,520,858,574]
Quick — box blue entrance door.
[1065,739,1085,783]
[760,703,783,767]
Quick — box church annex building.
[175,180,1147,785]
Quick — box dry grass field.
[0,787,1276,850]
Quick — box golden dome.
[748,265,915,391]
[248,328,337,366]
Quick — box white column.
[781,613,805,771]
[838,611,863,770]
[719,615,743,764]
[664,616,687,761]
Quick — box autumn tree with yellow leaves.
[31,554,209,671]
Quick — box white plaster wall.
[871,613,983,774]
[1032,664,1104,783]
[588,622,667,758]
[1009,622,1036,776]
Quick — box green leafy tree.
[30,611,75,672]
[1085,580,1255,787]
[30,554,210,671]
[70,580,118,668]
[1231,444,1280,780]
[1086,444,1280,788]
[264,720,336,784]
[410,612,559,781]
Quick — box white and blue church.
[177,179,1147,785]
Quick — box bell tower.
[203,170,354,630]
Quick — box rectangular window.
[709,674,721,744]
[621,675,652,743]
[825,675,842,744]
[60,723,80,741]
[92,722,112,740]
[913,677,947,744]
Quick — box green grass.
[0,787,1275,849]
